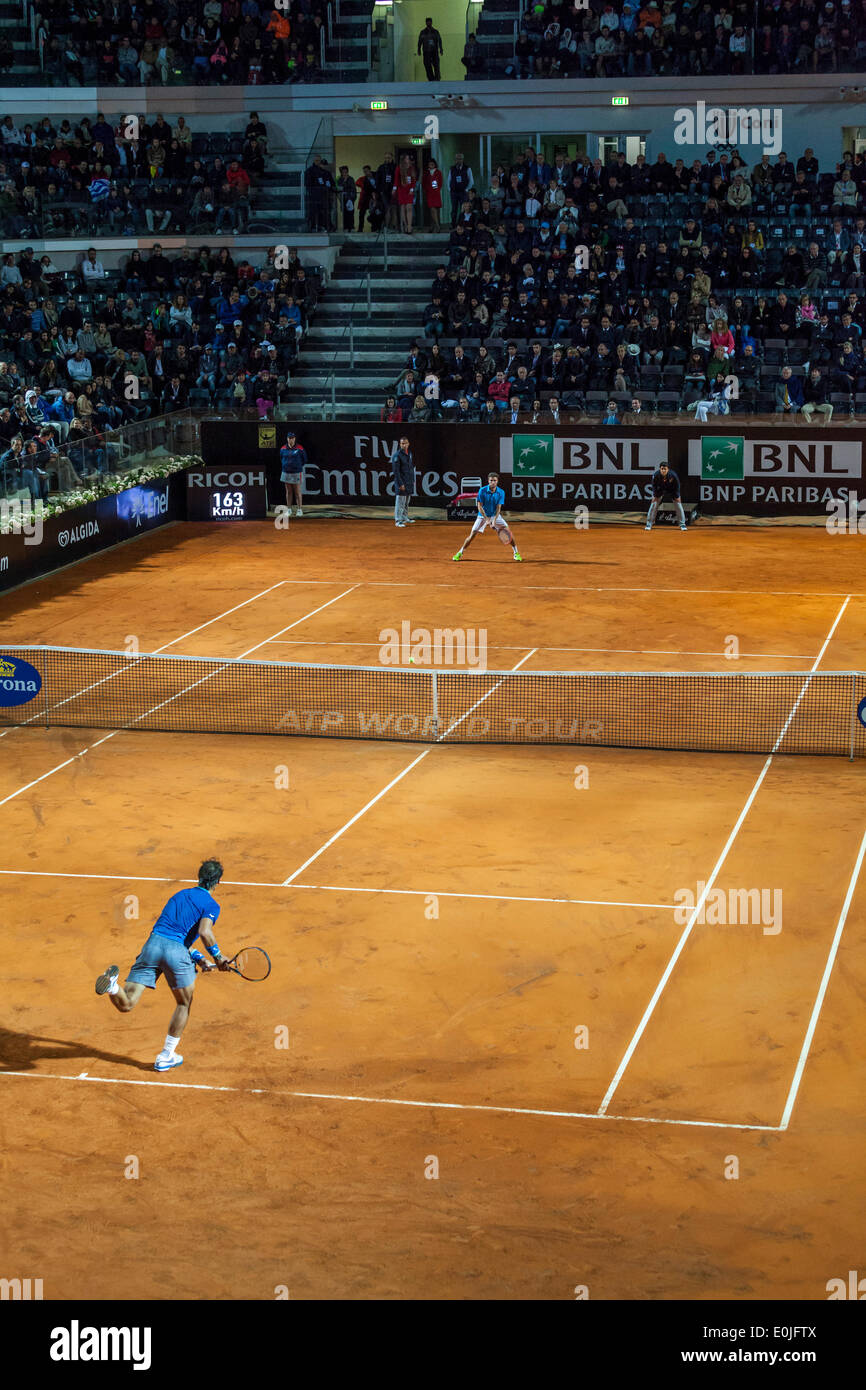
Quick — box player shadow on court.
[0,1028,154,1072]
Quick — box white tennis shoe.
[154,1053,184,1072]
[95,964,119,995]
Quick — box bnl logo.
[0,1277,43,1299]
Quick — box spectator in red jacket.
[488,371,511,408]
[423,159,443,230]
[226,159,250,194]
[380,395,403,422]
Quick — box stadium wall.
[0,474,184,593]
[200,420,866,518]
[3,79,866,171]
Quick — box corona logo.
[0,659,15,678]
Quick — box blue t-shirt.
[151,887,221,948]
[478,484,505,517]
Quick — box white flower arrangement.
[0,456,202,534]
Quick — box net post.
[851,671,856,762]
[431,669,439,740]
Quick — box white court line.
[0,732,118,809]
[437,648,537,742]
[771,596,850,754]
[0,587,360,810]
[280,749,432,886]
[347,581,864,598]
[0,579,290,738]
[265,639,815,661]
[596,594,853,1118]
[127,585,359,726]
[236,579,865,598]
[779,825,866,1131]
[279,648,539,886]
[0,867,678,911]
[291,883,677,910]
[0,1069,782,1131]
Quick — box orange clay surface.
[0,518,864,1300]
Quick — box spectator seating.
[0,243,324,499]
[8,0,374,86]
[378,144,866,420]
[469,0,866,80]
[0,112,303,238]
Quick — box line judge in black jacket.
[646,462,687,532]
[391,436,415,527]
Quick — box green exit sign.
[410,136,425,145]
[611,96,629,106]
[370,100,388,110]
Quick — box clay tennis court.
[0,518,864,1300]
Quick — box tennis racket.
[224,947,272,981]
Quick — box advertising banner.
[200,421,866,517]
[0,475,182,594]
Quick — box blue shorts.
[126,932,196,990]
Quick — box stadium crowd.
[30,0,329,86]
[0,241,318,500]
[15,0,866,85]
[0,111,272,239]
[466,0,866,79]
[374,143,866,423]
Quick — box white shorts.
[471,513,508,535]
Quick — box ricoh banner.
[199,421,866,516]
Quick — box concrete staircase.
[0,2,41,84]
[248,159,304,234]
[474,0,518,76]
[322,0,374,83]
[283,231,451,419]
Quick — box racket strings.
[234,946,270,980]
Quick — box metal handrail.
[300,116,327,226]
[22,0,44,69]
[319,226,389,420]
[326,0,333,45]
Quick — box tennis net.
[1,646,864,757]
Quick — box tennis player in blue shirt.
[95,860,231,1072]
[453,471,522,561]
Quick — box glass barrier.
[0,408,203,510]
